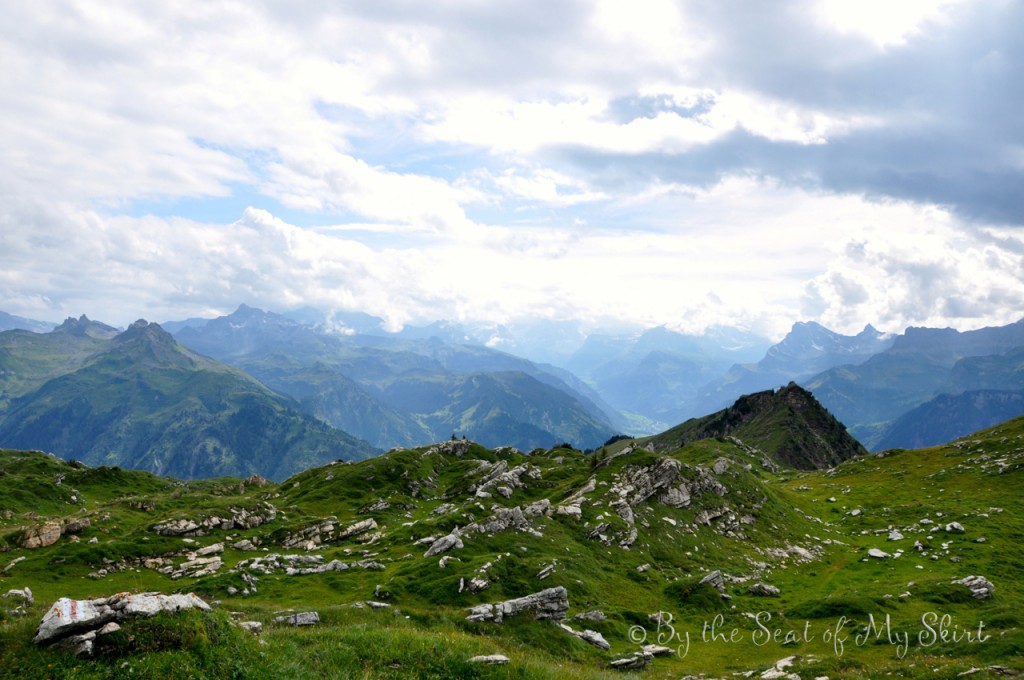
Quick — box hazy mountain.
[0,315,119,410]
[172,305,621,450]
[0,310,56,333]
[564,325,771,431]
[875,389,1024,450]
[696,322,893,415]
[0,320,377,480]
[807,318,1024,449]
[648,382,867,470]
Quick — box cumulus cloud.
[0,0,1021,338]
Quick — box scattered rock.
[574,610,606,622]
[469,654,509,665]
[888,529,904,541]
[238,621,262,635]
[946,522,965,534]
[868,548,890,559]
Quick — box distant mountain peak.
[54,314,119,339]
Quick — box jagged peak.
[53,314,119,339]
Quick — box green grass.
[1,413,1023,678]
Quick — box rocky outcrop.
[34,592,211,656]
[465,586,569,623]
[152,503,277,537]
[699,570,726,594]
[424,528,464,557]
[19,520,63,549]
[472,462,542,498]
[952,575,994,600]
[469,655,509,665]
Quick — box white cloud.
[814,0,969,47]
[0,0,1020,341]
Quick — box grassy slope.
[0,414,1022,679]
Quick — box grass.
[1,413,1023,678]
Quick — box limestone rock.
[20,521,62,549]
[34,592,210,648]
[946,521,966,534]
[952,575,994,600]
[273,611,320,626]
[469,654,509,665]
[3,587,33,606]
[466,586,569,623]
[699,570,726,594]
[337,518,379,540]
[424,528,464,557]
[610,652,652,669]
[750,583,781,597]
[559,622,610,650]
[868,548,890,559]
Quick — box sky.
[1,0,1022,340]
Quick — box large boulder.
[20,521,63,549]
[466,586,569,623]
[34,592,211,654]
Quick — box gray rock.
[699,570,725,593]
[238,621,262,635]
[868,548,890,559]
[273,611,320,626]
[424,528,464,557]
[558,622,610,650]
[946,521,966,534]
[574,610,606,622]
[337,518,379,540]
[609,652,652,669]
[3,587,33,605]
[952,575,994,600]
[469,654,509,665]
[466,586,569,623]
[749,583,780,597]
[34,592,210,647]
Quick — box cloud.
[0,0,1021,339]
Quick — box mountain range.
[5,306,1024,465]
[0,318,376,480]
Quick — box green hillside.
[0,321,377,480]
[1,409,1021,678]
